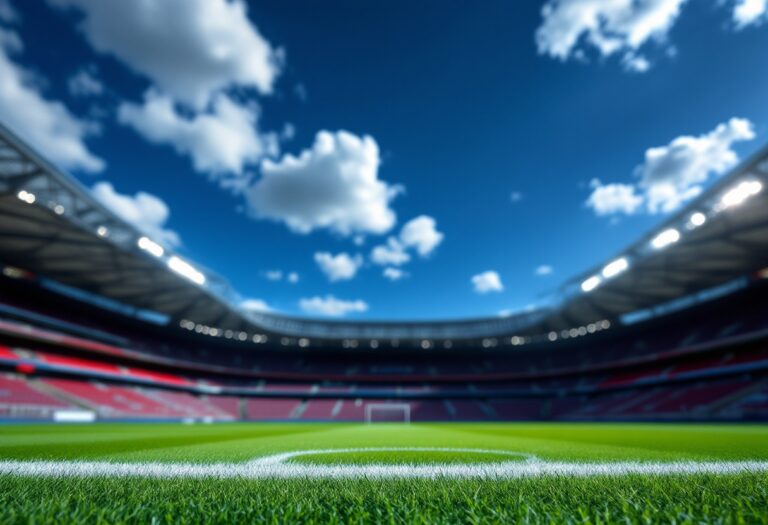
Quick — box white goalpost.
[364,403,411,423]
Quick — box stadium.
[2,1,768,523]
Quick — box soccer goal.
[364,403,411,423]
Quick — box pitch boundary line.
[1,447,767,479]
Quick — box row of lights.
[179,317,613,349]
[547,320,611,342]
[17,188,209,288]
[179,319,269,343]
[580,178,763,294]
[137,236,207,286]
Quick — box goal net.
[364,403,411,423]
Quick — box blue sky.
[2,0,768,320]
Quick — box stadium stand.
[0,122,767,422]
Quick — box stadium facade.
[0,123,767,422]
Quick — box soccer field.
[1,423,767,524]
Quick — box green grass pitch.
[1,422,767,524]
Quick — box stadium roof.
[1,122,767,342]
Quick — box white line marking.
[0,447,767,479]
[249,447,537,465]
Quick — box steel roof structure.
[1,122,767,343]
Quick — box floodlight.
[689,212,706,228]
[602,257,629,279]
[581,275,601,292]
[651,228,680,250]
[138,236,165,257]
[16,190,35,204]
[168,255,206,285]
[720,180,763,209]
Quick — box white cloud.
[246,130,402,236]
[314,252,363,282]
[48,0,281,108]
[299,295,368,317]
[240,298,271,313]
[399,215,444,256]
[536,0,688,71]
[0,29,104,173]
[637,118,755,213]
[370,238,411,266]
[586,180,644,215]
[0,0,18,23]
[586,118,755,217]
[370,215,443,267]
[263,270,299,283]
[535,265,554,276]
[91,181,180,247]
[733,0,767,27]
[118,90,277,177]
[383,267,407,281]
[68,67,104,97]
[472,271,504,294]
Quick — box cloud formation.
[587,118,755,216]
[586,180,644,216]
[119,90,277,178]
[314,252,363,282]
[246,130,402,236]
[472,271,504,294]
[370,216,443,266]
[91,182,180,247]
[263,270,299,283]
[732,0,767,28]
[48,0,281,108]
[240,298,271,313]
[67,66,104,97]
[536,0,688,72]
[370,238,411,266]
[0,0,18,24]
[299,295,368,317]
[383,267,407,281]
[0,28,104,173]
[399,215,444,256]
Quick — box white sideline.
[1,447,767,480]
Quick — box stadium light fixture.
[719,180,763,209]
[96,226,109,237]
[602,257,629,279]
[16,190,35,204]
[53,204,65,215]
[688,212,706,229]
[651,228,680,250]
[168,255,206,285]
[138,236,165,258]
[581,275,601,292]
